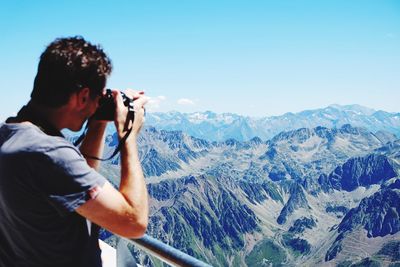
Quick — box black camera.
[92,89,133,121]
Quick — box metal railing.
[120,234,213,267]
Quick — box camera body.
[92,89,132,121]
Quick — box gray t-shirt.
[0,122,107,267]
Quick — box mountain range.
[145,104,400,142]
[98,115,400,266]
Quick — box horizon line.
[146,103,400,118]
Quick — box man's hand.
[112,89,148,140]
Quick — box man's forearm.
[119,135,149,225]
[80,121,107,170]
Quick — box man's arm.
[79,120,107,170]
[76,134,148,238]
[76,90,149,238]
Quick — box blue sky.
[0,0,399,119]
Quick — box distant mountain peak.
[328,104,376,115]
[146,104,400,141]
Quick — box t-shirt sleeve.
[36,142,107,216]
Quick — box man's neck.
[29,101,69,131]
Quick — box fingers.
[110,88,147,110]
[109,88,147,138]
[118,88,148,111]
[123,89,145,100]
[133,95,149,112]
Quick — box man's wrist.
[118,131,138,142]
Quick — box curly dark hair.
[31,36,112,107]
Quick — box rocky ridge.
[98,123,400,266]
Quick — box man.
[0,36,149,266]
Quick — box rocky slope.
[147,175,260,266]
[98,124,400,266]
[319,154,398,192]
[325,179,400,265]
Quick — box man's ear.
[76,87,91,109]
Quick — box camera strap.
[74,102,136,161]
[74,125,133,161]
[6,102,64,138]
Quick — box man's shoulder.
[0,122,75,155]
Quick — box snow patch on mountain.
[145,104,400,141]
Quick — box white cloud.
[177,98,195,106]
[147,95,167,109]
